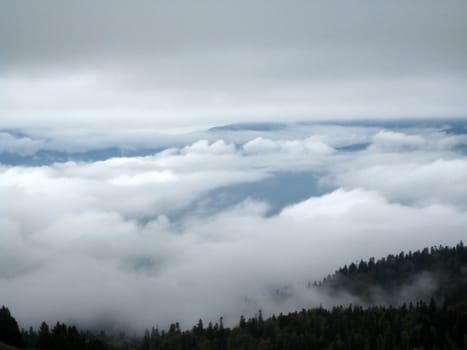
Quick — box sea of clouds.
[1,121,467,331]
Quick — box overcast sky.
[1,0,466,129]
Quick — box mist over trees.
[317,242,467,306]
[1,243,466,350]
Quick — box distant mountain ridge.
[208,122,288,132]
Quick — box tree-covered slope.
[317,242,467,306]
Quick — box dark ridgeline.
[317,241,467,306]
[0,242,466,350]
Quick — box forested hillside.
[317,242,467,306]
[1,243,466,350]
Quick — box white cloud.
[1,125,467,331]
[0,132,45,156]
[243,137,280,154]
[243,136,334,155]
[330,158,467,208]
[181,139,235,155]
[370,130,427,151]
[2,187,466,331]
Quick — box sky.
[1,0,467,129]
[1,0,467,334]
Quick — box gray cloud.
[1,0,466,128]
[1,0,466,69]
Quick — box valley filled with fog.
[1,121,466,331]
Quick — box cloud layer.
[1,123,467,331]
